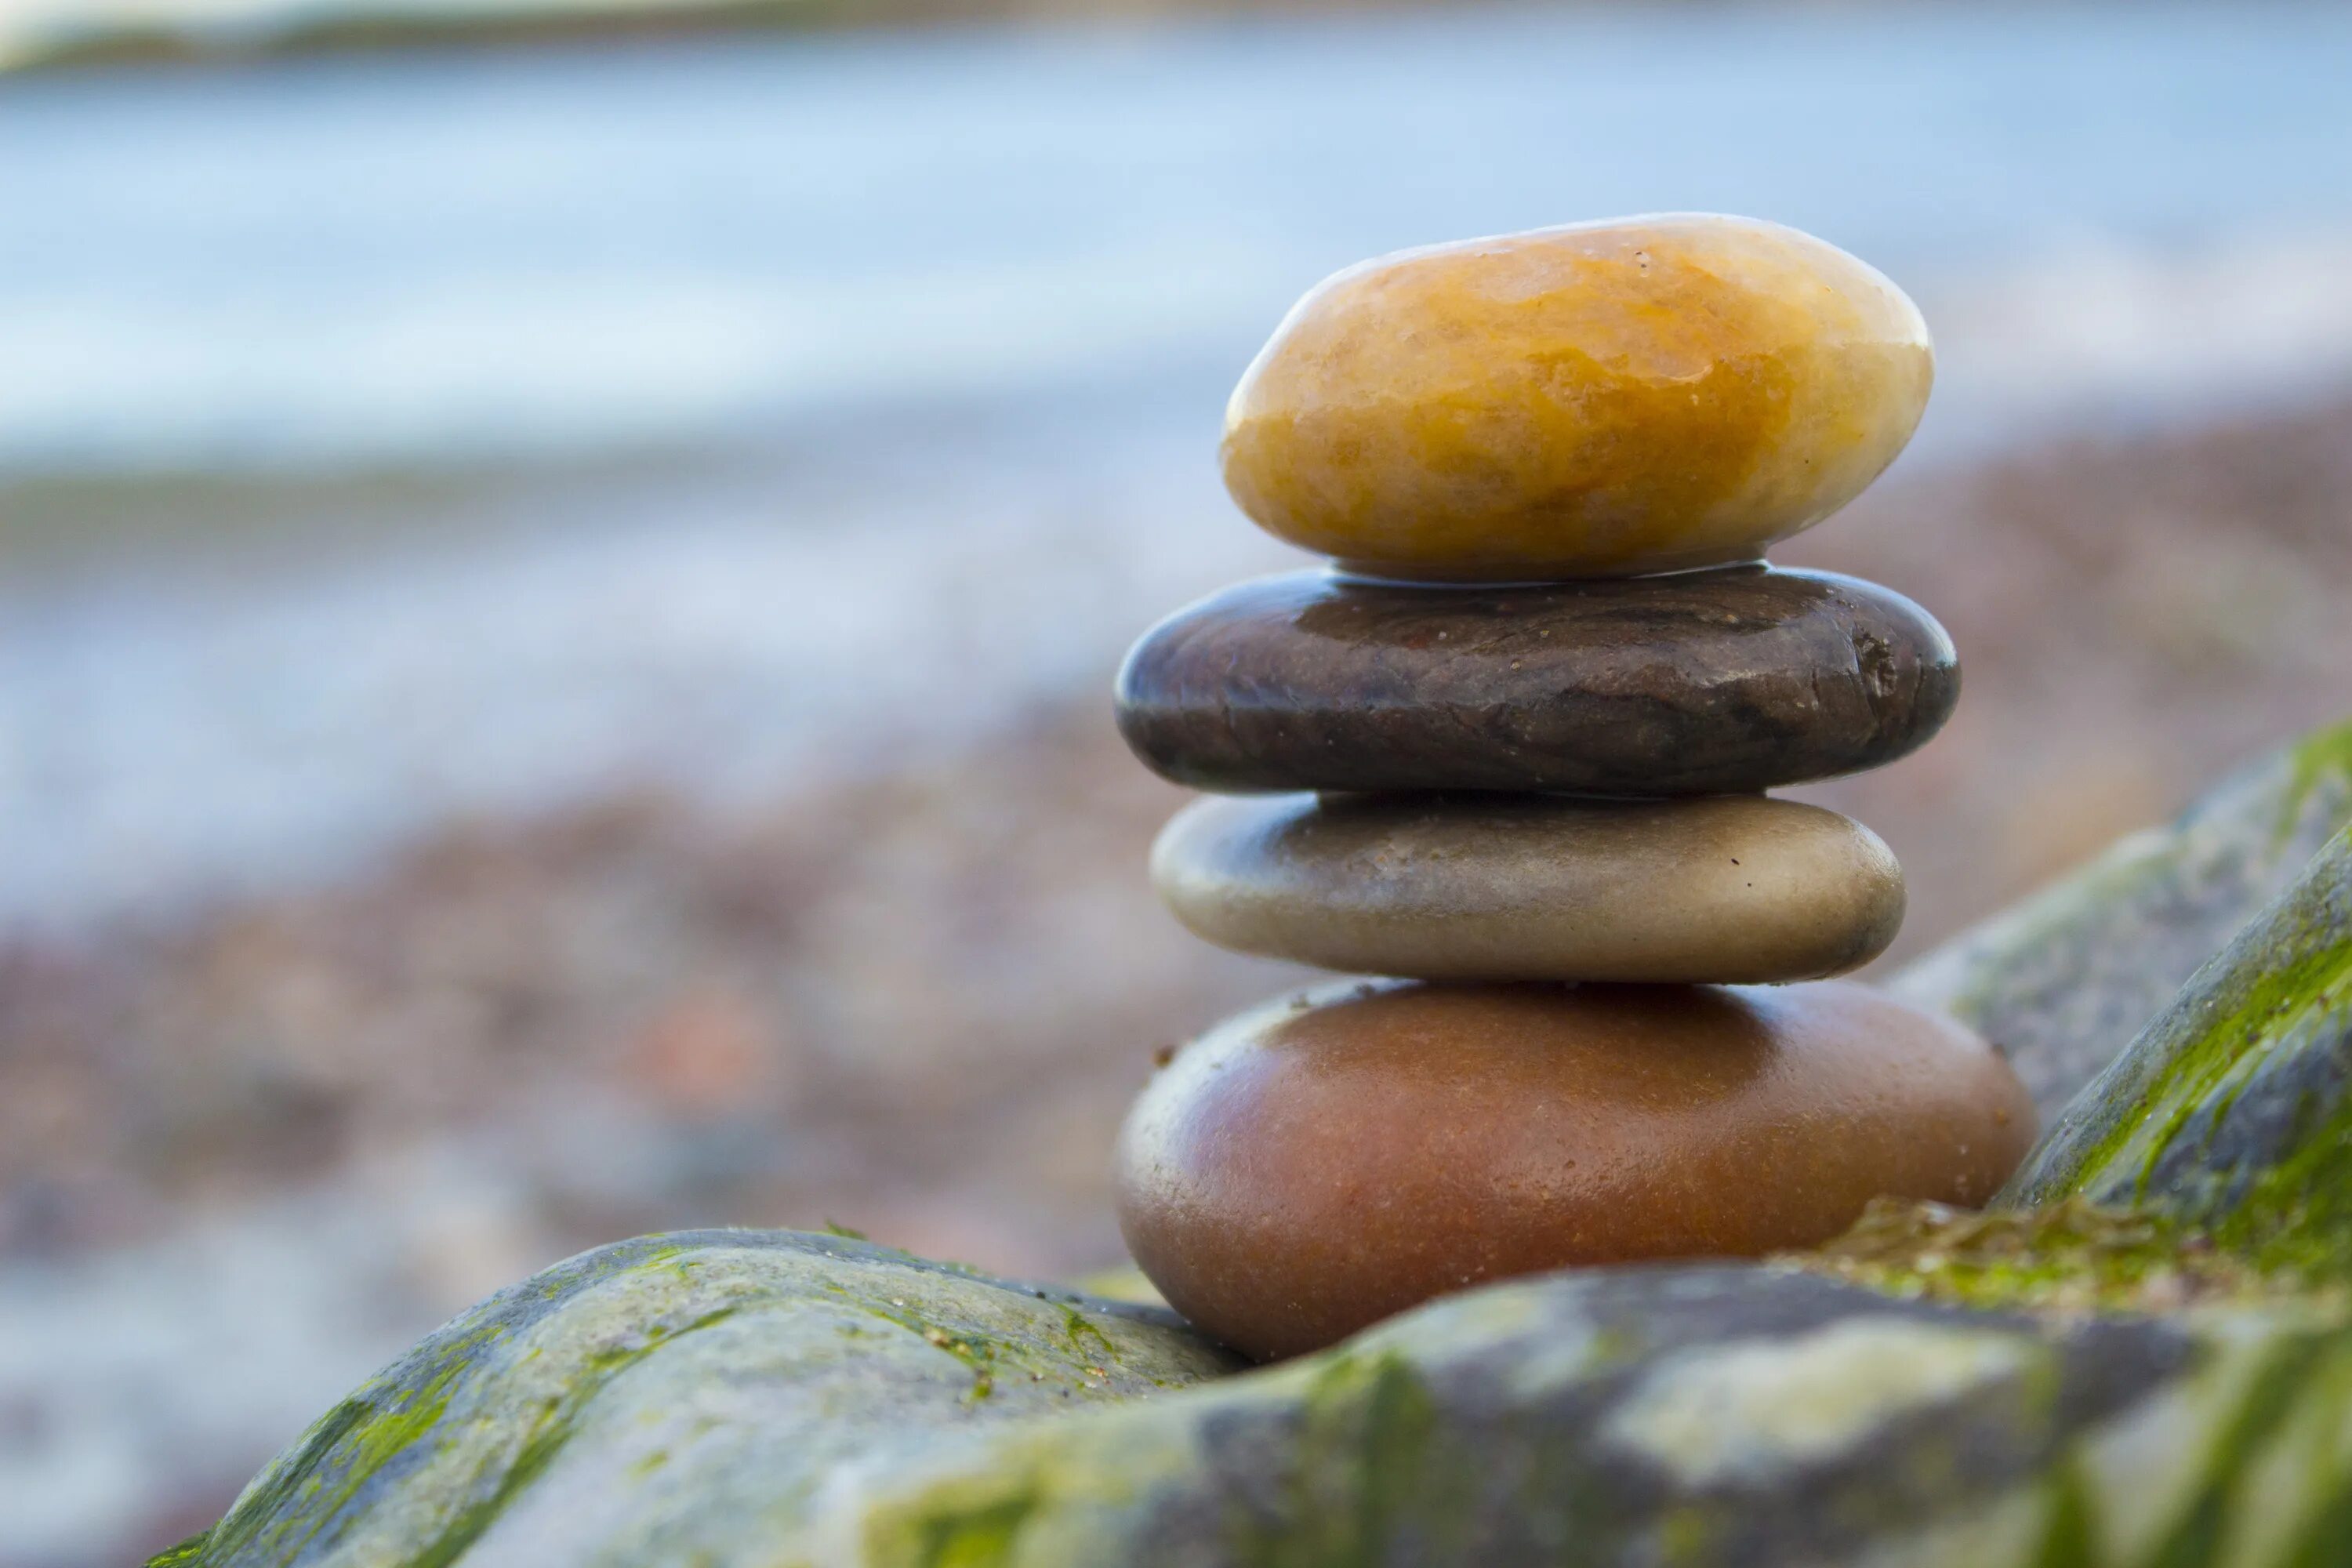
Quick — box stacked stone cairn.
[1109,215,2038,1362]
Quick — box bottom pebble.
[1114,978,2035,1361]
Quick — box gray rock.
[1891,717,2352,1121]
[837,1265,2352,1568]
[165,1236,2352,1567]
[169,1229,1237,1568]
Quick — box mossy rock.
[844,1265,2352,1567]
[1893,717,2352,1121]
[2003,822,2352,1274]
[165,1230,1238,1567]
[162,1236,2352,1567]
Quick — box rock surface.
[1115,979,2032,1359]
[167,1230,1238,1568]
[2002,822,2352,1272]
[1893,717,2352,1122]
[1116,566,1958,796]
[164,1237,2352,1567]
[1220,214,1933,579]
[844,1265,2352,1568]
[1151,792,1905,983]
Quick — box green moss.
[900,1492,1040,1568]
[1216,1348,1457,1568]
[206,1302,742,1567]
[1058,1303,1116,1359]
[199,1398,371,1560]
[402,1303,742,1568]
[2030,1459,2099,1568]
[2210,1049,2352,1278]
[2107,936,2352,1204]
[142,1532,209,1567]
[1998,825,2352,1229]
[2145,1337,2330,1568]
[2281,1454,2352,1567]
[206,1316,511,1562]
[625,1242,712,1287]
[856,1457,1070,1568]
[862,1303,1011,1400]
[2275,719,2352,845]
[1796,1198,2313,1314]
[1655,1504,1716,1566]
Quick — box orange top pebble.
[1221,213,1933,580]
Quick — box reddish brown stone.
[1115,979,2034,1361]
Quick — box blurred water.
[4,2,2352,934]
[4,2,2352,468]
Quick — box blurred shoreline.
[3,0,1439,74]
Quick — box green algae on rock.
[823,1266,2352,1567]
[159,1228,2352,1566]
[2000,822,2352,1281]
[1893,716,2352,1123]
[1795,1196,2307,1316]
[169,1229,1236,1568]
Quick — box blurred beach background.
[4,0,2352,1560]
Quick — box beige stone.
[1151,793,1904,984]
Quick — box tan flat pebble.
[1152,793,1904,984]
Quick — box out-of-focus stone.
[1892,717,2352,1123]
[2000,823,2352,1282]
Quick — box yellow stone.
[1221,213,1933,579]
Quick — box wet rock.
[1151,792,1904,983]
[1116,566,1958,796]
[845,1266,2352,1568]
[1893,717,2352,1122]
[1114,979,2031,1360]
[168,1229,1237,1568]
[1220,214,1933,580]
[2001,821,2352,1279]
[162,1218,2352,1567]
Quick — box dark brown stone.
[1113,565,1958,797]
